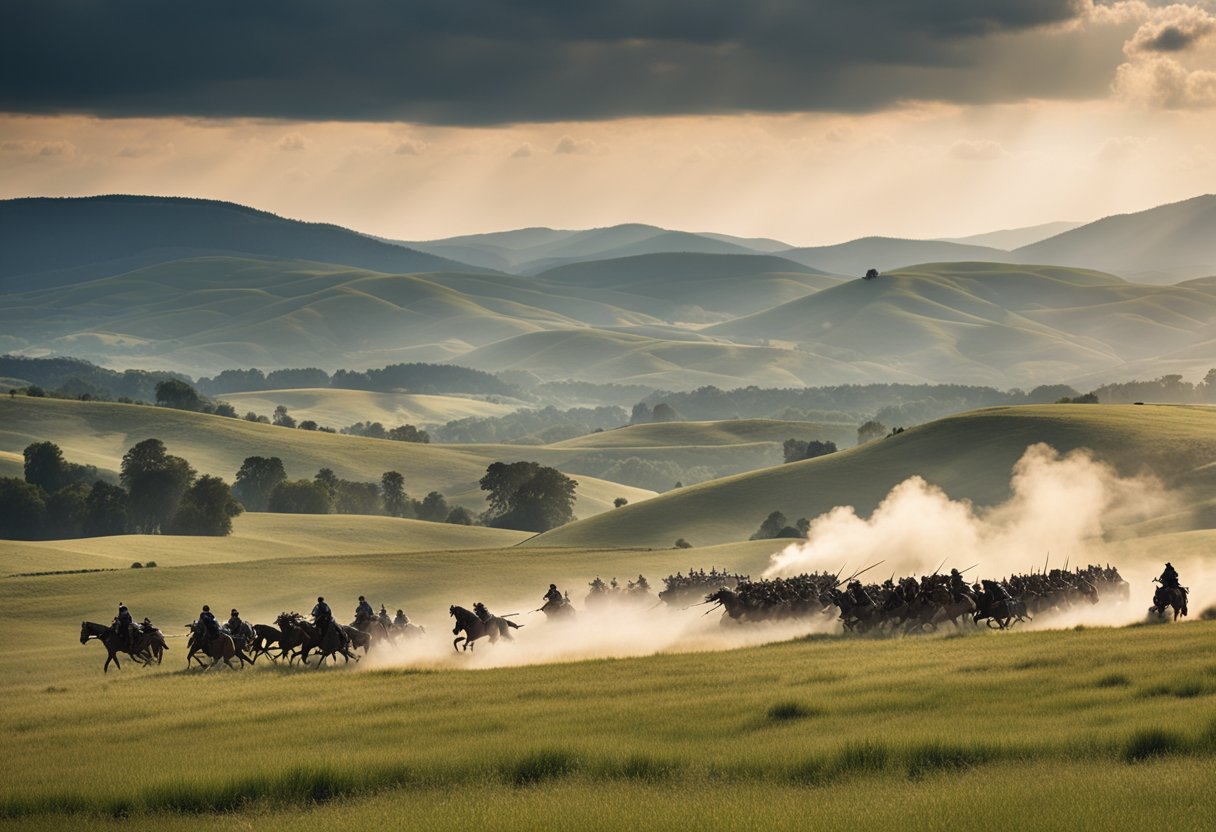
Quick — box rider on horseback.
[847,580,873,607]
[355,596,374,621]
[378,605,391,628]
[226,608,245,632]
[313,596,349,648]
[949,569,971,602]
[473,602,493,622]
[394,608,410,627]
[115,602,133,650]
[199,605,220,639]
[543,584,564,607]
[1158,562,1181,589]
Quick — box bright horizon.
[4,2,1216,246]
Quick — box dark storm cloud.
[0,0,1124,124]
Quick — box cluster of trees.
[629,402,683,424]
[431,405,626,444]
[782,439,837,464]
[0,355,188,402]
[0,440,241,540]
[750,511,809,541]
[230,456,472,524]
[570,454,727,492]
[196,362,515,397]
[479,461,578,532]
[341,421,430,443]
[1087,372,1216,404]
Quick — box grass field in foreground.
[1,618,1212,829]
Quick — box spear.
[1043,551,1050,575]
[1063,555,1070,572]
[931,557,947,576]
[960,563,979,573]
[849,560,886,583]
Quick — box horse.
[973,595,1028,630]
[80,621,155,673]
[540,599,577,622]
[450,605,521,652]
[281,617,357,667]
[248,623,284,663]
[925,586,978,628]
[184,622,245,671]
[1150,585,1188,621]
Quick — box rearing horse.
[1151,585,1188,621]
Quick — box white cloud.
[554,135,598,155]
[946,139,1010,161]
[394,138,427,155]
[1113,54,1216,108]
[277,133,308,151]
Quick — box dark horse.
[80,621,160,673]
[450,605,521,652]
[540,599,576,622]
[1151,585,1188,622]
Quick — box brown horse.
[277,615,358,667]
[450,605,520,652]
[185,621,248,670]
[925,587,978,628]
[80,621,156,673]
[1151,585,1188,621]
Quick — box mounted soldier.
[115,602,133,650]
[355,595,374,622]
[226,608,244,633]
[378,605,391,628]
[949,569,972,602]
[199,605,220,639]
[473,602,493,623]
[1158,562,1180,589]
[394,608,410,627]
[847,580,873,607]
[542,584,564,606]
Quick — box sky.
[3,0,1216,245]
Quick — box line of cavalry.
[79,561,1190,672]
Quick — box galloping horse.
[450,605,520,652]
[1151,585,1188,621]
[80,621,158,673]
[185,621,247,670]
[540,598,577,622]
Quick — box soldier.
[473,602,493,623]
[635,574,650,592]
[394,608,410,627]
[355,595,374,622]
[199,604,220,639]
[848,580,873,607]
[542,584,563,606]
[115,602,133,650]
[948,569,970,601]
[1158,562,1180,589]
[378,605,391,628]
[226,608,244,632]
[312,596,334,633]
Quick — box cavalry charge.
[79,562,1189,671]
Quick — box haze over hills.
[0,195,492,293]
[940,220,1083,251]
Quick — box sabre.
[849,560,885,583]
[960,563,979,574]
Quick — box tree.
[445,506,475,525]
[213,402,238,418]
[336,480,382,515]
[314,467,339,496]
[614,497,629,508]
[298,420,319,431]
[750,510,789,541]
[630,402,653,424]
[387,424,430,443]
[169,475,244,535]
[381,471,408,517]
[45,482,89,538]
[783,438,838,463]
[864,268,879,280]
[416,491,450,522]
[651,403,682,422]
[675,538,692,549]
[273,405,296,428]
[232,456,287,512]
[0,477,46,539]
[83,481,130,536]
[23,441,100,493]
[482,464,578,532]
[857,420,887,444]
[120,439,196,533]
[268,479,334,514]
[155,379,205,411]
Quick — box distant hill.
[0,195,491,292]
[529,404,1216,548]
[706,262,1216,386]
[776,237,1016,276]
[1015,194,1216,283]
[939,220,1082,250]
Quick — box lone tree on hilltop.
[155,379,205,411]
[864,268,879,280]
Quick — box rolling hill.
[707,262,1216,387]
[528,404,1216,549]
[220,388,520,429]
[1015,194,1216,283]
[940,220,1082,250]
[0,195,490,292]
[0,396,655,516]
[777,237,1016,276]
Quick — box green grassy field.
[220,387,521,429]
[534,404,1216,548]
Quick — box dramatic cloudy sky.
[3,0,1216,243]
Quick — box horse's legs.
[453,636,465,653]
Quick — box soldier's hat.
[202,604,210,612]
[231,609,239,615]
[317,596,324,602]
[550,583,557,589]
[359,595,366,601]
[1165,562,1172,567]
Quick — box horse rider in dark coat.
[1158,562,1181,589]
[543,584,564,606]
[355,596,374,622]
[473,602,493,623]
[378,605,391,628]
[949,569,971,601]
[115,602,133,650]
[394,609,410,627]
[199,605,220,639]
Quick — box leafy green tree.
[83,481,130,536]
[651,403,682,422]
[0,477,46,539]
[380,471,408,517]
[336,480,383,515]
[614,497,629,508]
[268,479,334,514]
[23,441,100,493]
[750,510,789,541]
[120,439,195,533]
[387,424,430,443]
[213,402,238,418]
[169,475,244,535]
[232,456,287,512]
[857,420,887,444]
[675,538,692,549]
[479,461,542,517]
[445,506,475,525]
[314,467,339,497]
[273,405,296,428]
[298,420,319,431]
[481,462,577,532]
[416,491,449,522]
[45,482,90,538]
[155,379,205,411]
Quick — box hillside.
[0,396,655,516]
[708,262,1216,387]
[778,237,1015,275]
[1016,194,1216,283]
[528,404,1216,549]
[221,388,519,429]
[551,419,856,451]
[941,220,1082,250]
[0,512,530,574]
[0,195,489,292]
